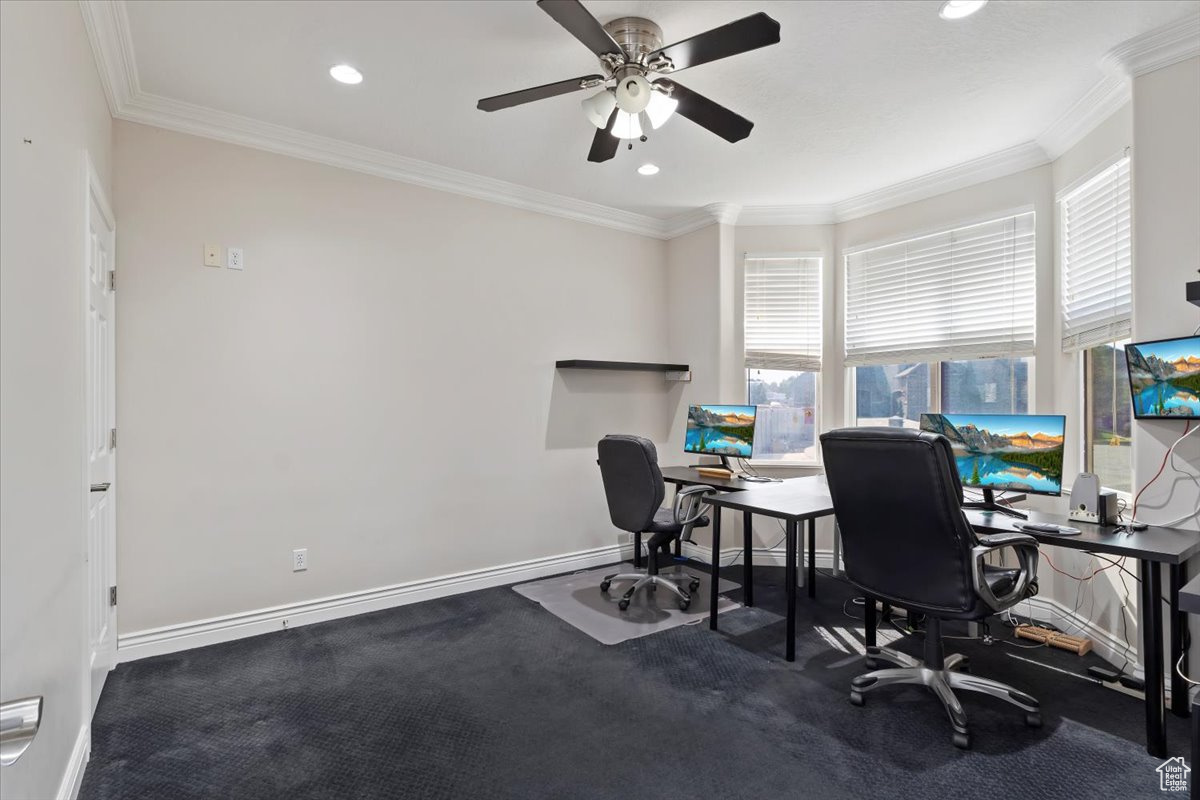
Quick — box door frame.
[81,151,117,718]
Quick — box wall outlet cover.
[204,243,221,268]
[292,548,307,572]
[227,247,244,270]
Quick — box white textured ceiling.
[123,0,1196,218]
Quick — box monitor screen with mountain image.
[1125,335,1200,419]
[685,404,756,458]
[920,413,1066,499]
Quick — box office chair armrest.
[971,533,1040,613]
[674,485,715,526]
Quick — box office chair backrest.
[820,427,978,615]
[597,435,665,534]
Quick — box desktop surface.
[966,508,1200,564]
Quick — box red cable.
[1131,419,1191,522]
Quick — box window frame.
[742,251,824,466]
[1078,341,1134,499]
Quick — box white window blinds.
[1060,157,1132,352]
[844,212,1036,367]
[744,256,822,372]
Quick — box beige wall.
[1131,57,1200,533]
[112,121,670,634]
[0,2,114,798]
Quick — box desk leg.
[743,511,754,607]
[1192,697,1199,800]
[709,509,721,632]
[1141,558,1167,758]
[786,520,798,662]
[807,518,817,600]
[1171,562,1190,718]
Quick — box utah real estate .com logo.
[1157,756,1190,792]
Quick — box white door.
[85,166,116,713]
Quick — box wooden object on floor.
[1013,624,1093,655]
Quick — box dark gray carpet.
[80,563,1189,799]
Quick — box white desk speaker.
[1068,472,1116,525]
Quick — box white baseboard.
[56,724,90,800]
[118,542,633,662]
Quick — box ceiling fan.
[476,0,781,163]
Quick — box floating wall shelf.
[555,360,691,382]
[1188,280,1199,308]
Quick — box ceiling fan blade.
[648,12,780,73]
[587,108,620,163]
[477,74,604,111]
[665,81,753,143]
[537,0,623,58]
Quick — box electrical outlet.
[292,548,307,572]
[227,247,244,270]
[204,243,222,267]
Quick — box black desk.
[969,508,1200,758]
[704,478,836,662]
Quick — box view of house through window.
[854,358,1030,426]
[747,369,818,461]
[1084,341,1133,493]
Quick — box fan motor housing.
[602,17,663,65]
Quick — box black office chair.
[820,427,1042,749]
[597,435,714,612]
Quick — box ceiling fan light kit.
[477,0,781,163]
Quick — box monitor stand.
[690,456,736,472]
[962,488,1028,519]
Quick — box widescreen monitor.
[1125,335,1200,419]
[920,413,1066,497]
[684,404,756,459]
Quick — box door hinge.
[109,586,117,606]
[108,270,115,291]
[109,428,116,449]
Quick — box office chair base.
[601,572,698,611]
[850,654,1039,749]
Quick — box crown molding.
[1036,74,1131,159]
[118,92,669,239]
[1101,12,1200,78]
[737,205,837,226]
[661,202,742,238]
[831,141,1050,223]
[78,0,139,114]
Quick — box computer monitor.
[1125,335,1200,419]
[920,413,1066,518]
[685,404,756,463]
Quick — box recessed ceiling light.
[637,163,660,176]
[329,64,363,85]
[939,0,988,20]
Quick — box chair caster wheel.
[599,581,611,593]
[618,599,630,611]
[957,658,971,673]
[864,657,878,670]
[678,599,690,611]
[849,691,864,707]
[1025,712,1042,728]
[952,731,971,750]
[689,579,701,591]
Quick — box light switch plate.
[227,247,244,271]
[204,243,221,268]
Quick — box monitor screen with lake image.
[685,404,757,458]
[1125,336,1200,419]
[920,413,1066,496]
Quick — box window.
[844,212,1036,366]
[1083,342,1133,493]
[744,256,821,462]
[1060,157,1132,493]
[853,357,1029,426]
